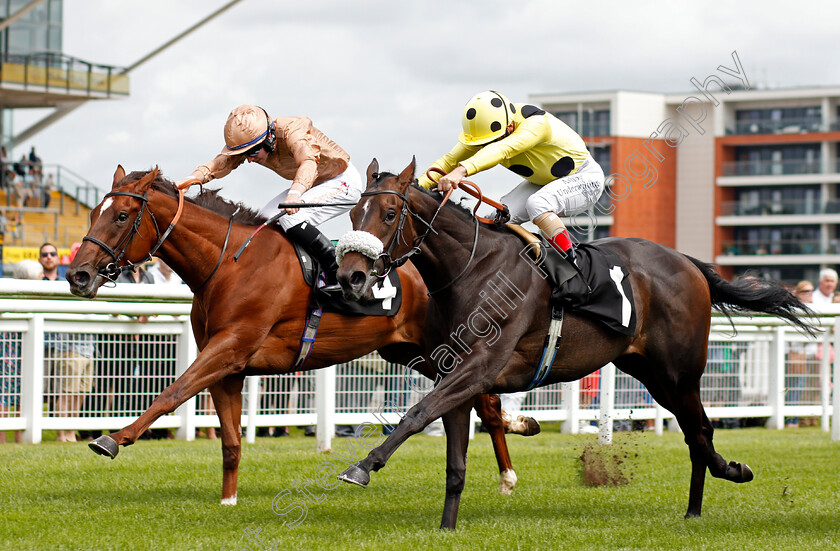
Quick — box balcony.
[722,159,822,177]
[719,198,840,217]
[721,239,824,256]
[0,52,129,108]
[729,117,823,136]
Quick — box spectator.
[705,341,741,430]
[785,280,817,428]
[0,330,22,443]
[147,259,183,285]
[0,146,9,189]
[116,265,173,439]
[38,172,54,209]
[40,243,96,442]
[9,169,30,208]
[38,242,60,281]
[0,260,41,444]
[13,154,27,179]
[28,146,42,172]
[812,268,838,303]
[579,370,600,433]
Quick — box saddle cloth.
[510,228,636,337]
[292,242,402,317]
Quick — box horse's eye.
[117,212,128,223]
[385,210,397,222]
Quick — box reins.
[234,199,358,262]
[361,168,504,295]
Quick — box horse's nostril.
[349,271,367,289]
[72,271,90,286]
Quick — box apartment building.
[532,86,840,284]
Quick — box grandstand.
[0,1,125,275]
[0,0,241,276]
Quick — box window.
[731,185,821,215]
[730,144,821,176]
[1,0,63,57]
[734,106,822,134]
[551,109,610,136]
[731,225,820,255]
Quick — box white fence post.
[821,328,831,433]
[174,317,197,441]
[561,380,580,434]
[598,363,616,445]
[833,318,840,442]
[21,315,44,444]
[245,376,260,444]
[766,326,786,430]
[654,402,665,436]
[316,365,336,451]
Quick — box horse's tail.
[684,255,819,337]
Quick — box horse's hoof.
[337,464,370,487]
[505,415,541,436]
[522,416,541,436]
[499,469,517,495]
[731,461,754,483]
[684,511,701,519]
[89,435,119,459]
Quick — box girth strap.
[293,305,323,369]
[527,306,564,390]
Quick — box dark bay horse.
[65,166,535,504]
[335,158,816,530]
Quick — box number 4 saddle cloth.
[291,241,403,317]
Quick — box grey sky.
[12,0,840,237]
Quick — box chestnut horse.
[66,166,535,504]
[334,158,816,529]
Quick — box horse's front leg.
[440,398,475,530]
[89,334,258,458]
[338,355,499,488]
[208,375,245,505]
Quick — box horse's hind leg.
[615,354,753,519]
[440,399,475,530]
[472,394,543,494]
[474,394,525,494]
[208,374,246,505]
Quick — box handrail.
[0,52,129,98]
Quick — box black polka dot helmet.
[458,90,516,146]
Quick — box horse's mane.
[122,170,270,226]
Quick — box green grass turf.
[0,426,838,550]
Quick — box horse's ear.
[112,165,126,189]
[135,166,159,194]
[397,156,416,191]
[366,158,380,184]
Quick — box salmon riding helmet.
[458,90,516,146]
[220,104,276,156]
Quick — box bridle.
[361,170,504,295]
[83,190,166,282]
[359,186,442,282]
[82,178,197,284]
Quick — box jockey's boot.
[534,212,578,266]
[285,222,342,293]
[547,229,577,265]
